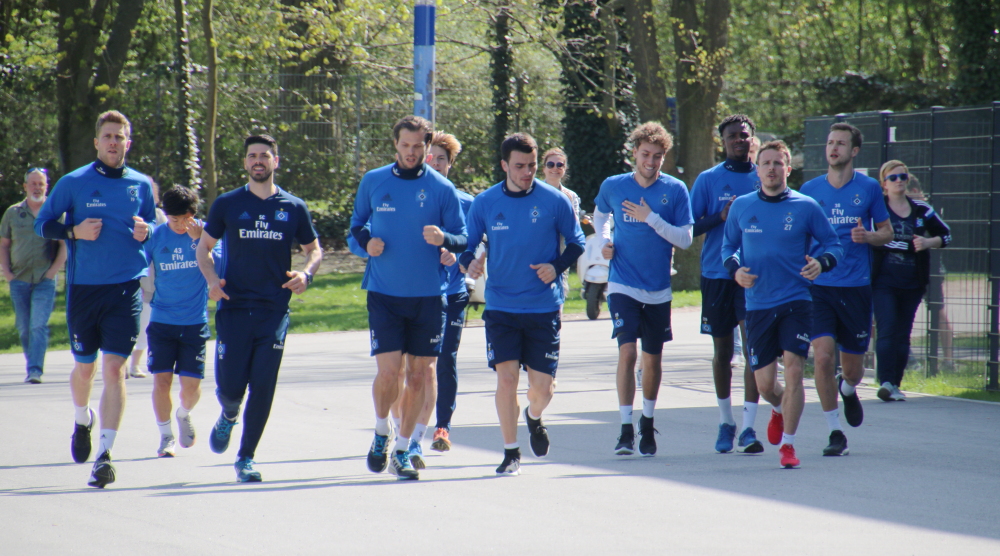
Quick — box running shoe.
[715,423,736,453]
[408,439,426,470]
[766,409,784,445]
[877,382,893,402]
[736,427,764,454]
[778,444,800,469]
[176,409,196,448]
[157,435,176,458]
[638,415,658,456]
[129,366,148,378]
[235,457,262,483]
[71,408,95,463]
[615,424,635,455]
[838,375,864,427]
[87,451,116,488]
[822,430,849,456]
[890,385,907,401]
[366,421,393,473]
[209,412,238,454]
[525,408,550,458]
[430,428,451,452]
[496,448,521,476]
[25,371,42,384]
[388,449,419,480]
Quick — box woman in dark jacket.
[871,160,952,402]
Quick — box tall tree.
[49,0,146,172]
[202,0,219,206]
[489,1,515,183]
[951,0,1000,105]
[173,0,200,189]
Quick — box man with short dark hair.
[1,168,66,384]
[35,110,157,488]
[197,134,322,483]
[460,132,584,475]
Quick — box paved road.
[2,308,999,554]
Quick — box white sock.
[824,409,841,432]
[619,405,633,425]
[642,398,656,419]
[394,436,410,453]
[375,417,390,436]
[772,404,782,415]
[413,424,427,443]
[527,406,541,421]
[97,429,117,456]
[74,405,92,426]
[177,405,191,418]
[392,416,401,432]
[840,380,856,396]
[717,397,736,426]
[741,402,758,433]
[157,420,173,437]
[780,433,795,447]
[504,442,519,450]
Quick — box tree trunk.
[174,0,200,189]
[489,2,514,184]
[202,0,219,207]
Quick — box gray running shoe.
[157,435,176,458]
[176,409,196,448]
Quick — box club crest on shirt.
[852,195,862,206]
[275,209,288,221]
[128,186,139,202]
[530,206,540,222]
[660,194,669,205]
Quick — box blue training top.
[204,185,318,312]
[146,224,218,325]
[595,172,693,291]
[800,171,889,287]
[461,179,584,313]
[443,190,475,295]
[722,188,843,311]
[690,160,760,279]
[350,163,467,298]
[35,160,157,285]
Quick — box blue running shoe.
[715,423,736,453]
[210,412,238,454]
[388,449,419,480]
[408,439,426,470]
[235,457,262,482]
[736,427,764,454]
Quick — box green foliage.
[951,0,1000,105]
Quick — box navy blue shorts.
[745,300,813,371]
[699,276,746,337]
[607,293,673,355]
[809,285,873,354]
[147,321,211,379]
[483,310,561,376]
[367,291,445,357]
[67,280,143,362]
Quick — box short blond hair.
[431,131,462,164]
[95,110,132,138]
[757,140,791,165]
[628,122,673,151]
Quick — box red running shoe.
[779,444,800,469]
[767,409,784,445]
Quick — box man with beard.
[197,134,322,483]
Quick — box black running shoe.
[822,429,849,456]
[87,451,116,488]
[524,408,549,458]
[615,424,635,455]
[838,375,864,427]
[496,448,521,476]
[367,420,394,473]
[638,415,658,456]
[71,408,95,464]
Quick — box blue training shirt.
[35,161,157,285]
[722,188,843,311]
[594,172,693,291]
[350,164,467,297]
[462,179,584,313]
[204,185,318,312]
[147,224,218,325]
[690,160,760,279]
[800,171,889,287]
[443,190,475,296]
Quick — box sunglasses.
[27,167,48,174]
[885,173,909,182]
[545,161,565,169]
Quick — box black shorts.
[699,276,745,337]
[745,300,812,371]
[607,293,673,355]
[484,310,561,376]
[67,280,143,362]
[367,291,445,357]
[147,321,211,379]
[809,285,873,354]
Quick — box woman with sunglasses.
[541,148,584,220]
[872,160,951,402]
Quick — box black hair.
[718,114,757,136]
[500,132,537,162]
[161,186,201,216]
[830,123,863,149]
[244,134,279,156]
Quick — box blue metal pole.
[413,0,436,122]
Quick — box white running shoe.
[176,409,196,448]
[157,435,176,457]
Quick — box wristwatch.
[304,271,313,285]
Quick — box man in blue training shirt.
[144,186,215,458]
[722,140,842,469]
[197,134,322,483]
[351,116,467,481]
[459,132,585,475]
[35,110,156,488]
[593,122,693,457]
[689,113,764,455]
[800,123,891,457]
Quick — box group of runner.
[35,108,950,487]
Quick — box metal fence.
[804,104,999,390]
